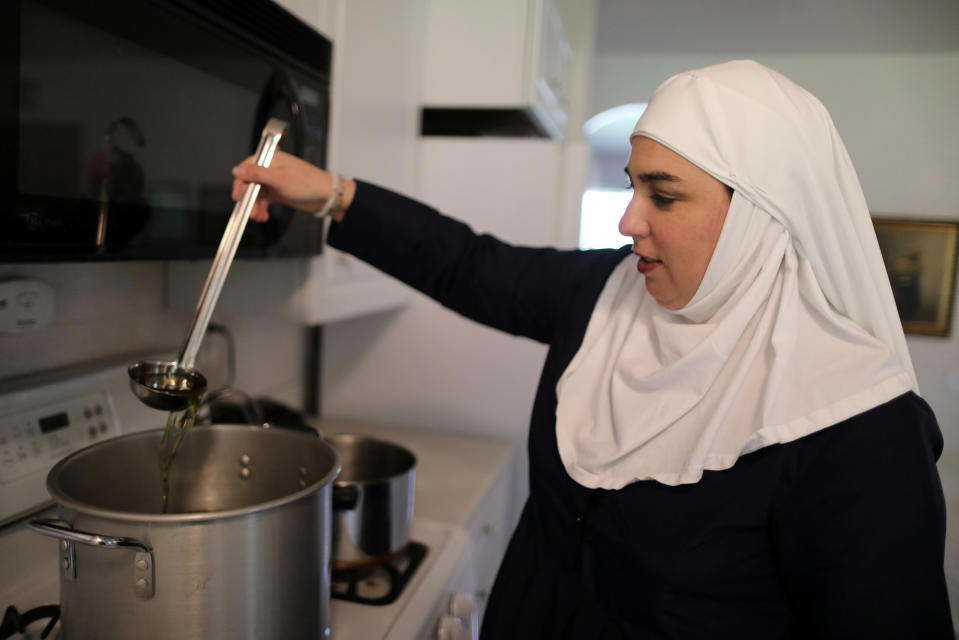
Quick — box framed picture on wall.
[872,218,959,337]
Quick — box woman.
[234,60,953,638]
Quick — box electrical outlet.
[0,279,55,333]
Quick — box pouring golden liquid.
[159,396,200,513]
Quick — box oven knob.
[449,592,475,621]
[436,615,469,640]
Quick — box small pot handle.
[332,484,359,511]
[27,518,156,598]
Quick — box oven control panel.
[0,361,158,526]
[0,390,117,486]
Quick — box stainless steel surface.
[328,434,416,566]
[126,361,208,413]
[128,118,287,412]
[28,520,150,553]
[35,424,340,639]
[28,518,156,597]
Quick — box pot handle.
[28,518,151,552]
[332,484,359,511]
[27,518,156,598]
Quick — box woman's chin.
[645,282,682,310]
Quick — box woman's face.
[619,136,732,310]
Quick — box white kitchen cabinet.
[420,0,572,139]
[462,456,515,619]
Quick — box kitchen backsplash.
[0,261,307,406]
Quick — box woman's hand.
[231,150,354,222]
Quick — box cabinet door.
[421,0,534,107]
[420,0,571,138]
[533,0,572,132]
[466,462,514,620]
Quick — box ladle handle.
[177,118,287,369]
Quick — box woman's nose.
[619,197,650,238]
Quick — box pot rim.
[327,432,416,484]
[46,424,342,524]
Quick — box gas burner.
[0,605,59,639]
[331,541,428,606]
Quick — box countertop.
[313,417,520,528]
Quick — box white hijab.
[555,60,917,489]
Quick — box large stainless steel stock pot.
[29,424,341,640]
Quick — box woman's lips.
[636,254,662,274]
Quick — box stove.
[0,605,58,640]
[0,361,477,639]
[332,520,473,640]
[332,542,429,606]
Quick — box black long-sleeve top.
[327,181,953,639]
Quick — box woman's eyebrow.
[640,171,682,184]
[623,167,682,184]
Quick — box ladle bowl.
[128,361,208,412]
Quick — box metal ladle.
[128,118,287,412]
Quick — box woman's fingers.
[231,149,334,221]
[251,199,270,222]
[232,157,280,221]
[232,163,274,191]
[231,177,245,202]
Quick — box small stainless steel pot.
[326,434,415,567]
[29,425,340,640]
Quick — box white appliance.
[0,361,477,639]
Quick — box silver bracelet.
[315,172,345,218]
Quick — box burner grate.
[0,605,59,639]
[330,541,428,606]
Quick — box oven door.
[2,0,331,261]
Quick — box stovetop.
[0,362,475,639]
[0,605,59,640]
[331,541,428,606]
[329,519,470,640]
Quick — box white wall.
[0,259,309,407]
[0,263,183,381]
[322,139,564,440]
[319,0,596,442]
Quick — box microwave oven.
[2,0,331,261]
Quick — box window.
[579,189,631,250]
[579,102,646,250]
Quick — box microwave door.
[5,0,330,262]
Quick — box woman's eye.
[650,193,675,207]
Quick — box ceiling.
[594,0,959,55]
